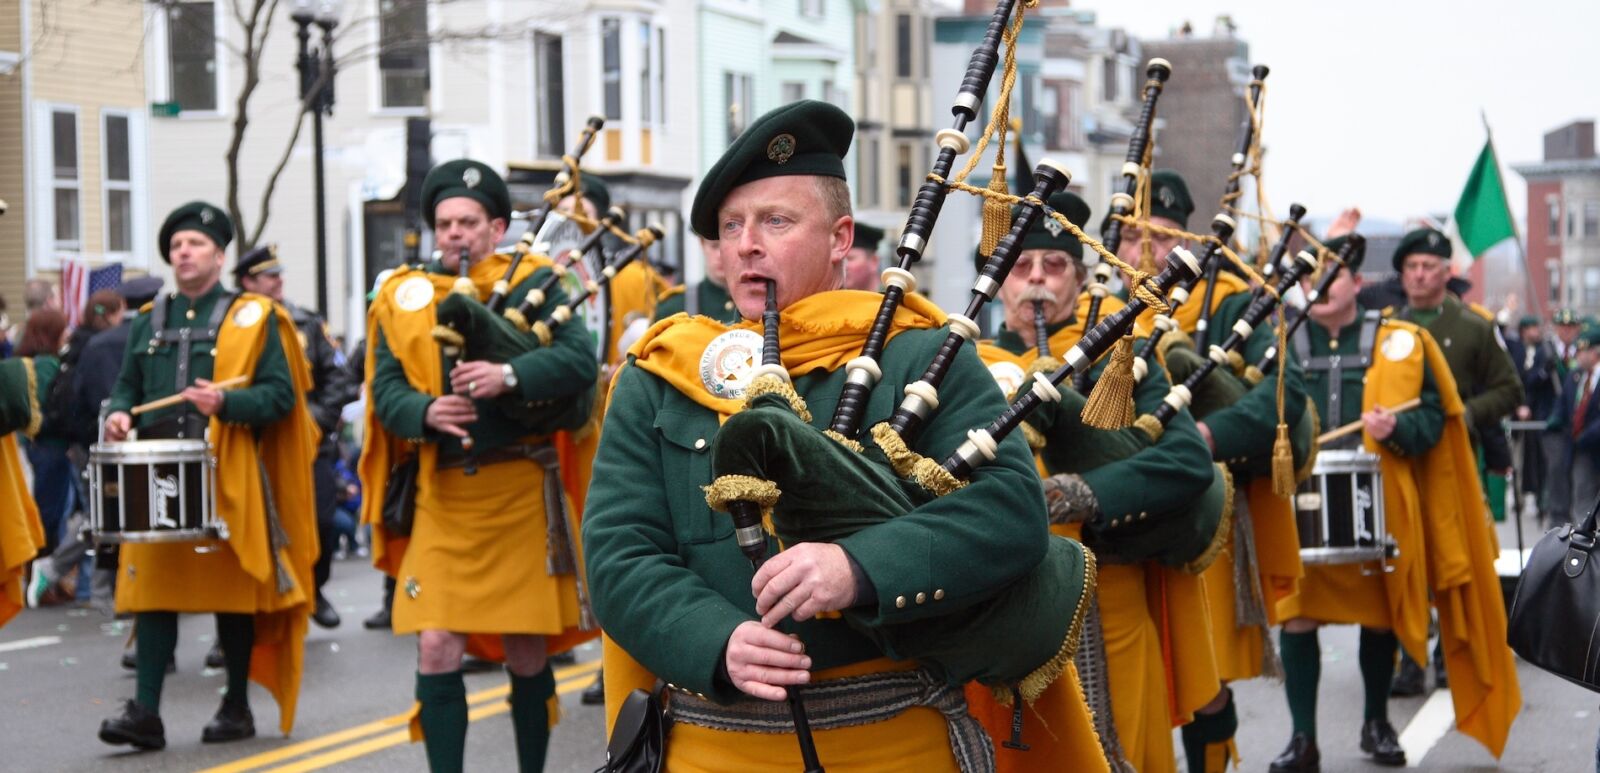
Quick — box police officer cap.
[233,244,282,283]
[1321,234,1365,273]
[421,159,511,229]
[159,201,233,263]
[853,221,886,252]
[118,276,164,307]
[691,100,854,238]
[974,191,1091,272]
[1391,227,1451,271]
[1554,308,1580,326]
[1149,169,1194,228]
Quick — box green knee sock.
[1280,628,1320,739]
[1359,627,1398,721]
[134,612,178,711]
[216,613,254,705]
[416,671,468,773]
[509,666,557,773]
[1181,689,1238,773]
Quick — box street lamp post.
[291,0,342,317]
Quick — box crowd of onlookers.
[1503,307,1600,528]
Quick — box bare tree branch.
[250,107,311,247]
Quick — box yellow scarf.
[626,289,946,418]
[360,254,546,574]
[1365,321,1520,758]
[210,293,322,735]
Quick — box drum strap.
[1293,310,1380,430]
[148,291,241,438]
[1073,595,1134,772]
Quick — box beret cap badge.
[767,133,797,165]
[1043,216,1063,238]
[1158,185,1177,210]
[201,208,215,224]
[463,167,482,188]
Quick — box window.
[799,0,823,18]
[166,1,217,112]
[860,136,879,208]
[378,0,429,109]
[1586,202,1600,238]
[782,82,805,104]
[51,110,80,250]
[1548,260,1563,305]
[104,113,133,253]
[1572,204,1582,238]
[534,33,565,157]
[1549,196,1562,240]
[896,142,913,208]
[725,72,754,144]
[657,27,668,126]
[639,21,653,123]
[1102,57,1119,102]
[600,18,622,120]
[895,14,913,78]
[1585,267,1600,307]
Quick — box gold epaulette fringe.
[823,430,864,453]
[530,321,554,347]
[702,474,781,514]
[1133,413,1164,443]
[744,375,812,424]
[996,541,1098,706]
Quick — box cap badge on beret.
[1043,217,1064,238]
[463,167,482,188]
[1427,231,1441,249]
[201,207,215,225]
[767,133,796,165]
[1159,185,1177,210]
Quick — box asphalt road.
[1,506,1596,772]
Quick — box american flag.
[61,261,124,328]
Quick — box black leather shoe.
[99,699,166,750]
[313,594,341,629]
[1390,657,1426,696]
[581,670,605,706]
[205,643,226,670]
[1433,659,1449,689]
[550,650,577,666]
[1268,733,1320,773]
[363,607,391,630]
[201,699,256,743]
[1359,719,1406,766]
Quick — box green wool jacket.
[107,283,295,431]
[1194,291,1309,466]
[652,279,742,324]
[583,325,1050,702]
[370,260,597,453]
[1392,295,1523,428]
[1299,308,1443,457]
[994,323,1214,532]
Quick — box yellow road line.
[198,661,599,773]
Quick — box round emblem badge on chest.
[1381,328,1415,362]
[231,301,264,329]
[986,361,1027,397]
[699,329,764,399]
[395,276,435,312]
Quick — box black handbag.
[1508,494,1600,692]
[380,456,419,538]
[596,683,670,773]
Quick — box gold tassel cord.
[979,119,1013,258]
[1081,335,1137,429]
[1270,311,1296,498]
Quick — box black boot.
[313,593,341,629]
[1268,733,1320,773]
[99,699,166,750]
[204,643,226,670]
[201,699,256,743]
[1390,655,1426,696]
[1360,719,1406,766]
[581,670,605,706]
[363,606,392,630]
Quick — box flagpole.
[1482,111,1544,324]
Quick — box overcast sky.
[1082,0,1599,230]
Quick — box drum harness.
[147,291,294,593]
[1292,309,1382,452]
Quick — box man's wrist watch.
[501,363,518,390]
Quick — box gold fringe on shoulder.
[1133,413,1164,443]
[1182,464,1235,575]
[1081,336,1135,429]
[998,541,1099,706]
[870,422,967,496]
[743,375,813,424]
[822,430,864,453]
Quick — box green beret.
[1149,169,1194,228]
[421,159,511,229]
[853,221,885,252]
[1554,308,1581,326]
[233,244,281,283]
[578,175,610,214]
[158,201,233,262]
[1580,326,1600,350]
[1320,234,1365,273]
[1391,227,1451,271]
[691,100,853,238]
[974,191,1091,272]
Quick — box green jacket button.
[915,592,927,605]
[895,595,907,609]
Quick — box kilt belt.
[670,667,996,773]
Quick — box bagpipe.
[1247,234,1366,382]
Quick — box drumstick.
[131,375,251,416]
[1315,397,1423,445]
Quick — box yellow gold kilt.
[1101,562,1177,773]
[394,458,583,635]
[1279,564,1392,630]
[116,542,277,614]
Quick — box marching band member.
[0,357,46,629]
[98,202,320,750]
[359,160,599,772]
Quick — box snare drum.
[1294,448,1394,565]
[89,439,225,543]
